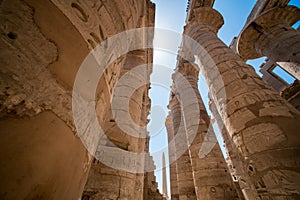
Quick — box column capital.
[177,63,199,78]
[185,7,224,34]
[237,5,300,60]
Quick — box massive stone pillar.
[79,0,156,198]
[82,50,150,200]
[209,97,254,200]
[168,94,197,200]
[237,6,300,67]
[185,6,300,199]
[0,0,92,199]
[166,114,180,200]
[173,61,239,200]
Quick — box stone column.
[185,7,300,199]
[114,50,151,200]
[166,114,180,200]
[83,50,149,200]
[0,1,92,199]
[168,94,197,200]
[209,97,254,200]
[237,6,300,67]
[173,61,239,200]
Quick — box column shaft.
[210,98,254,200]
[166,115,180,200]
[169,95,197,200]
[174,62,239,200]
[83,50,149,200]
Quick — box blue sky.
[148,0,300,197]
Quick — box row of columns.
[167,55,241,200]
[168,94,197,200]
[169,4,300,199]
